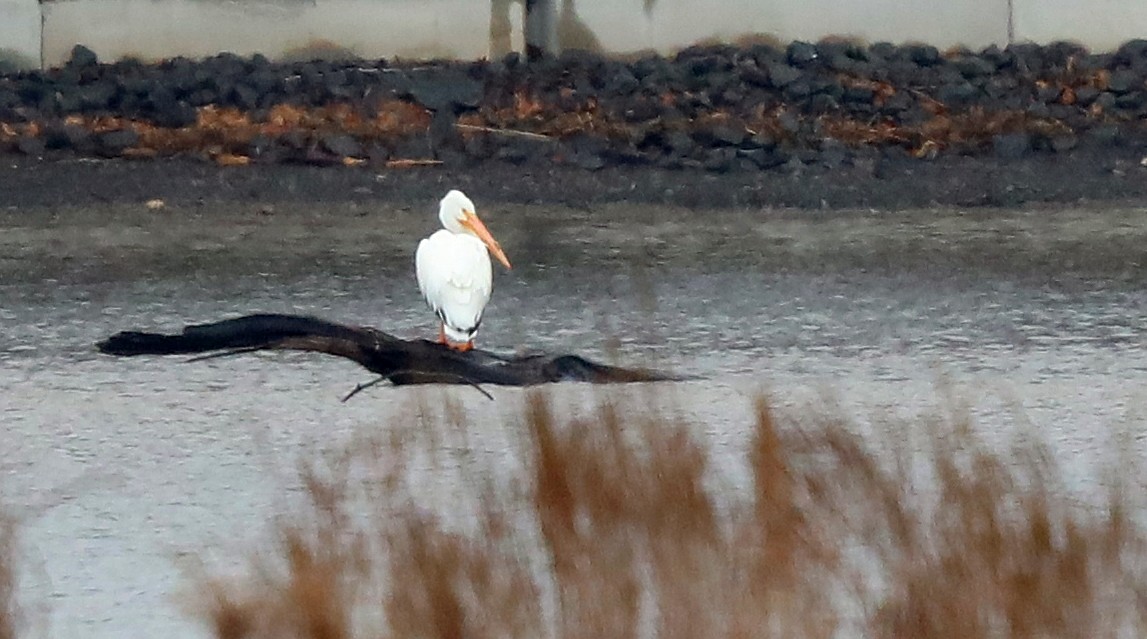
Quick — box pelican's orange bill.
[462,210,512,269]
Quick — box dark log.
[96,313,686,391]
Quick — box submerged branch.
[96,313,687,392]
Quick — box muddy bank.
[1,39,1147,210]
[0,148,1145,211]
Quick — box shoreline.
[1,39,1147,212]
[0,148,1145,212]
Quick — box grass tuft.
[0,509,18,639]
[190,390,1147,639]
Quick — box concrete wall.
[571,0,1010,54]
[0,0,40,70]
[41,0,492,67]
[0,0,1145,69]
[1014,0,1147,51]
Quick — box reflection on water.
[2,202,1147,638]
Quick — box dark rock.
[786,41,818,67]
[248,134,283,161]
[1107,69,1142,94]
[321,133,362,158]
[736,61,771,88]
[97,129,140,156]
[231,83,260,110]
[776,110,801,135]
[405,71,483,111]
[501,51,521,69]
[679,54,730,81]
[993,132,1031,159]
[954,55,996,78]
[905,44,941,67]
[1073,86,1101,106]
[605,67,640,94]
[765,62,802,88]
[79,80,119,112]
[162,101,197,128]
[67,45,99,69]
[1047,104,1076,121]
[1004,42,1044,75]
[868,42,897,61]
[1115,91,1147,110]
[620,97,660,122]
[1026,102,1051,118]
[1034,83,1062,103]
[1044,41,1088,69]
[782,79,813,100]
[983,75,1019,99]
[629,54,664,80]
[42,123,93,151]
[808,93,839,113]
[1115,39,1147,67]
[809,77,844,98]
[1093,92,1118,111]
[16,136,45,156]
[55,86,83,114]
[879,90,914,114]
[16,77,49,104]
[0,89,18,111]
[843,85,876,104]
[280,130,309,150]
[936,81,979,106]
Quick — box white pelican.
[416,190,512,352]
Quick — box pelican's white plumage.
[416,190,511,350]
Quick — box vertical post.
[1006,0,1015,44]
[489,0,513,58]
[524,0,557,61]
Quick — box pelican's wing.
[416,232,493,340]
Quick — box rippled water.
[2,201,1147,637]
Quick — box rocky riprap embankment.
[2,40,1147,172]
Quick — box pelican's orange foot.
[448,340,474,352]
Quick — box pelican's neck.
[438,190,476,234]
[439,207,465,234]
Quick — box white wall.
[0,0,40,69]
[1013,0,1147,50]
[15,0,1147,69]
[41,0,491,67]
[575,0,1010,53]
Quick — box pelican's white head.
[437,189,512,269]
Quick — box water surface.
[2,201,1146,637]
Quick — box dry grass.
[189,390,1147,639]
[0,509,18,639]
[1,101,432,165]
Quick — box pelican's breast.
[416,231,494,340]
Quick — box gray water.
[2,200,1147,638]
